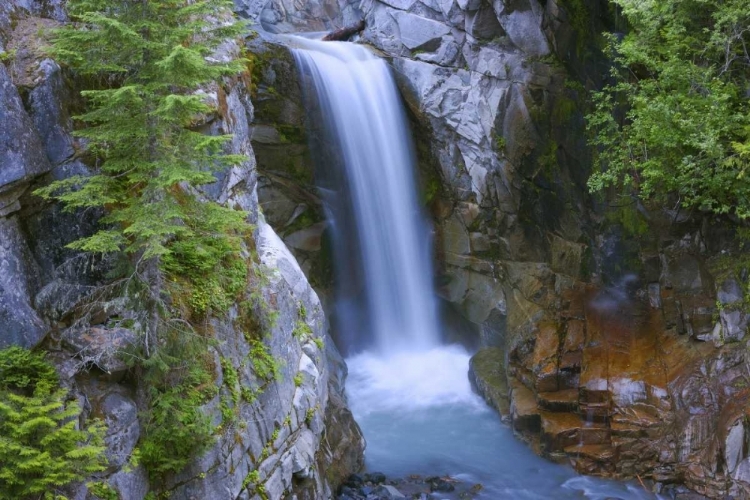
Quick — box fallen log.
[322,19,366,41]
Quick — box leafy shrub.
[0,347,107,499]
[587,0,750,218]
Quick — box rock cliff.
[0,1,364,498]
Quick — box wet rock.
[365,472,387,484]
[469,347,510,416]
[510,378,540,433]
[345,473,365,488]
[426,476,455,492]
[372,484,406,498]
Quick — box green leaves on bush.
[0,347,107,499]
[587,0,750,218]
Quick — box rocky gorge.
[1,0,749,499]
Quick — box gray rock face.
[392,11,451,51]
[0,216,46,348]
[0,63,52,193]
[234,0,363,33]
[101,391,141,470]
[0,6,363,500]
[162,218,363,500]
[27,59,75,166]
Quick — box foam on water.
[347,345,487,414]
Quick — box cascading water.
[291,38,661,500]
[292,38,438,355]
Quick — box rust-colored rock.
[501,274,750,498]
[510,378,540,433]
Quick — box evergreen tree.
[36,0,255,480]
[38,0,251,330]
[0,347,107,499]
[587,0,750,218]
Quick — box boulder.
[391,11,451,51]
[0,63,51,193]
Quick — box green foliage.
[38,0,251,321]
[41,0,248,260]
[293,373,303,387]
[243,469,267,500]
[249,340,282,382]
[220,357,240,406]
[37,0,265,483]
[292,320,313,340]
[0,347,107,499]
[162,196,250,319]
[587,0,750,219]
[304,406,317,425]
[0,49,17,64]
[87,481,118,500]
[604,199,649,236]
[138,334,217,478]
[243,469,260,490]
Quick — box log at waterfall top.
[322,20,366,42]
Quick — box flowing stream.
[291,39,660,499]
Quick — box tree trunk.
[322,20,366,42]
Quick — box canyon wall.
[0,2,364,498]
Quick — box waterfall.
[288,38,661,500]
[291,39,439,354]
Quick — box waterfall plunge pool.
[346,346,663,500]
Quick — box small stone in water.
[345,473,365,488]
[426,476,455,492]
[366,472,387,484]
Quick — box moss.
[276,124,305,144]
[248,340,282,381]
[139,344,218,478]
[538,141,559,176]
[559,0,590,55]
[552,95,577,125]
[495,135,506,152]
[604,201,649,237]
[293,320,313,339]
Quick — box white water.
[292,38,439,355]
[292,39,661,499]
